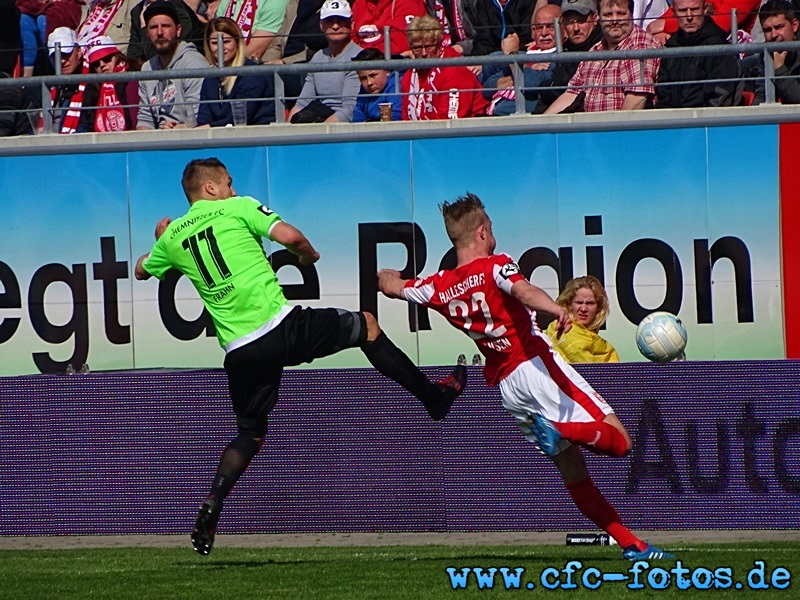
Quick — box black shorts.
[223,306,367,437]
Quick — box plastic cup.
[231,101,248,126]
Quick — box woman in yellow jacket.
[545,276,620,363]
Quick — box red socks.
[553,421,630,457]
[566,477,645,551]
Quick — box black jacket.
[472,0,536,56]
[0,0,20,75]
[0,73,33,136]
[655,19,740,108]
[773,51,800,104]
[284,0,328,59]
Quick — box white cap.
[320,0,352,20]
[85,35,119,64]
[48,27,79,57]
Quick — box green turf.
[2,542,797,599]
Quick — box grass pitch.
[2,542,797,599]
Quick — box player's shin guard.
[361,331,454,420]
[566,477,645,550]
[553,421,630,457]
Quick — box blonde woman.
[546,276,620,363]
[197,17,275,127]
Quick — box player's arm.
[134,254,152,280]
[270,221,320,266]
[135,217,173,281]
[377,269,411,299]
[510,279,571,337]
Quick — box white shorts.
[498,349,615,453]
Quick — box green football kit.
[143,196,291,351]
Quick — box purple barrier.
[1,361,798,536]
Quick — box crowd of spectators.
[0,0,797,135]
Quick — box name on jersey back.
[438,273,486,304]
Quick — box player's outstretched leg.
[552,445,675,560]
[191,434,262,556]
[361,326,466,421]
[538,415,632,457]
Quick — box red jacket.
[401,46,489,119]
[351,0,428,55]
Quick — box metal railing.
[2,38,799,135]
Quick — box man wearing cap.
[544,0,660,113]
[654,0,740,108]
[47,27,95,133]
[288,0,363,123]
[534,0,603,113]
[136,0,209,129]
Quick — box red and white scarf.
[224,0,256,40]
[487,46,556,115]
[78,0,126,43]
[433,0,466,47]
[406,67,439,120]
[95,62,129,132]
[51,65,89,134]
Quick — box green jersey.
[143,196,289,350]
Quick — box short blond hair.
[406,14,443,47]
[556,275,610,332]
[439,192,487,247]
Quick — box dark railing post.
[512,62,526,115]
[41,80,53,134]
[554,18,563,53]
[274,71,286,123]
[384,26,400,108]
[763,49,777,104]
[216,33,225,68]
[383,26,391,58]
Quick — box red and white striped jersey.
[402,253,553,386]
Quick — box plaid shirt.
[568,26,661,112]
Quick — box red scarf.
[78,0,125,43]
[224,0,256,40]
[51,64,89,134]
[95,61,129,132]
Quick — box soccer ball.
[635,312,687,362]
